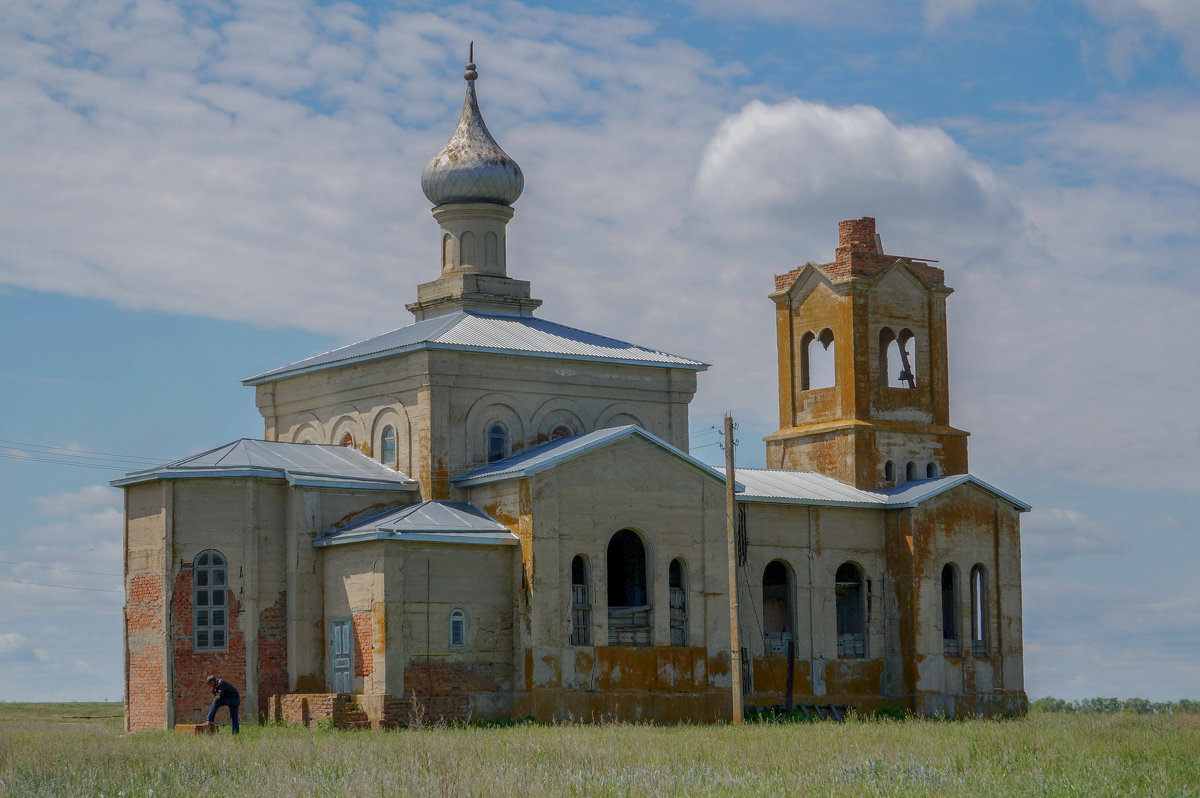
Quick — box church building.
[117,55,1029,730]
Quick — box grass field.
[1,704,1197,796]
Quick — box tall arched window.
[607,529,650,646]
[669,558,688,646]
[927,462,939,479]
[193,550,227,651]
[762,560,793,655]
[449,608,467,648]
[487,423,508,463]
[884,460,895,483]
[835,562,866,659]
[381,425,397,466]
[340,433,354,448]
[970,565,989,657]
[941,563,960,656]
[570,555,591,646]
[905,461,916,482]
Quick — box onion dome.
[421,50,524,207]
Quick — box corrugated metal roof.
[719,468,1030,511]
[110,439,418,491]
[453,425,735,489]
[718,468,886,506]
[315,500,518,547]
[243,311,707,385]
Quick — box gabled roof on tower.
[243,311,707,385]
[110,438,418,491]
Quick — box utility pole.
[722,413,743,725]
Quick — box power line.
[0,439,169,464]
[0,649,121,658]
[0,559,121,577]
[0,577,121,594]
[0,453,131,472]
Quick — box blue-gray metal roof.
[314,500,518,547]
[243,311,707,385]
[453,425,736,489]
[720,468,1030,511]
[110,438,419,491]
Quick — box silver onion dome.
[421,51,524,207]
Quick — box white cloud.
[1084,0,1200,76]
[0,633,27,653]
[34,484,121,517]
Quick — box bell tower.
[765,217,969,489]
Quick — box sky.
[1,0,1197,703]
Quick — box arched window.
[905,461,916,482]
[449,609,467,648]
[340,433,354,448]
[607,529,650,646]
[460,230,476,267]
[487,423,508,463]
[381,426,397,466]
[762,560,793,655]
[970,565,989,657]
[884,460,895,483]
[669,558,688,646]
[941,564,960,656]
[570,555,591,646]
[800,329,836,390]
[885,329,917,388]
[484,231,499,268]
[835,562,866,659]
[551,425,572,440]
[927,462,939,479]
[193,550,227,651]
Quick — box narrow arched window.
[927,462,939,479]
[341,433,354,448]
[836,562,866,659]
[801,329,836,390]
[970,565,989,657]
[460,230,477,268]
[487,423,508,463]
[484,231,499,268]
[449,609,467,648]
[381,426,397,466]
[905,461,915,482]
[942,564,960,656]
[570,555,591,646]
[762,560,793,655]
[669,558,688,646]
[551,425,572,440]
[884,460,895,483]
[607,529,650,646]
[193,550,227,651]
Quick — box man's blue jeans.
[207,696,240,734]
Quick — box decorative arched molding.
[530,398,587,441]
[595,402,647,431]
[290,417,323,445]
[464,394,526,465]
[329,410,367,454]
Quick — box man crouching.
[205,675,240,734]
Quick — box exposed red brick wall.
[404,662,500,721]
[270,693,370,729]
[774,218,946,293]
[352,610,373,677]
[257,593,288,719]
[127,573,165,731]
[171,566,246,724]
[838,216,877,250]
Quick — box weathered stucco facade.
[118,57,1027,731]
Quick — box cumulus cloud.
[1083,0,1200,77]
[689,99,1019,257]
[34,484,121,517]
[0,633,27,653]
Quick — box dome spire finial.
[464,41,477,81]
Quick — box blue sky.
[1,0,1197,702]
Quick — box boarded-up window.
[669,558,687,646]
[570,555,591,646]
[607,529,650,646]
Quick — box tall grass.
[1,707,1197,796]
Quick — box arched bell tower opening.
[765,217,969,488]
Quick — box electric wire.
[0,559,121,577]
[0,577,121,593]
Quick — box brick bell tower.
[764,217,969,489]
